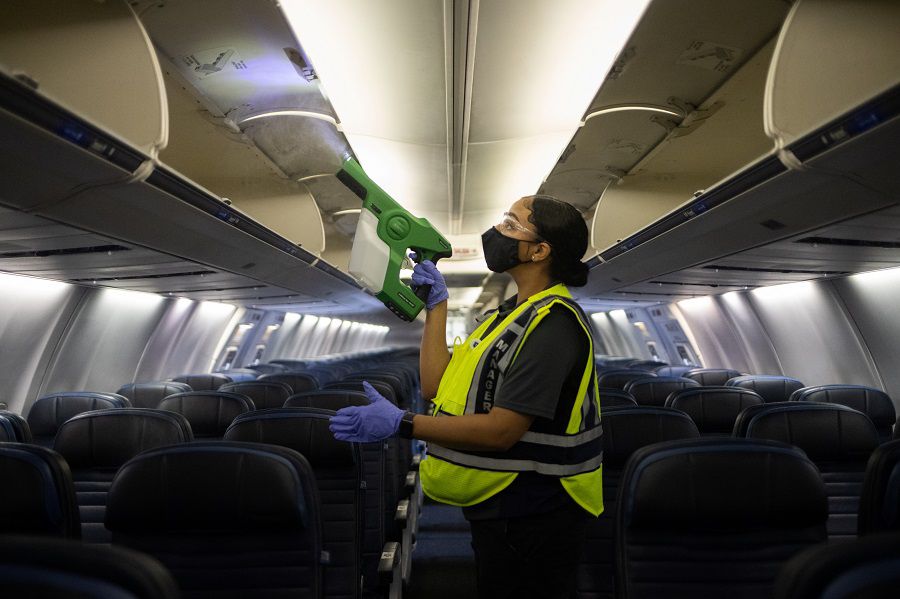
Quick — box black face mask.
[482,227,524,273]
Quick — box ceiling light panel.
[280,0,450,229]
[461,0,650,233]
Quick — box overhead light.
[237,110,341,129]
[582,104,683,125]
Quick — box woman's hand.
[329,381,404,442]
[410,256,449,310]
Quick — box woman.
[330,195,603,599]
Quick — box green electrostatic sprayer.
[336,157,453,322]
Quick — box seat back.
[53,409,194,543]
[624,377,700,407]
[249,363,288,375]
[106,441,323,599]
[220,381,293,410]
[598,388,638,409]
[225,410,363,599]
[577,407,700,599]
[774,531,900,599]
[258,372,320,394]
[792,384,896,443]
[117,382,192,409]
[0,443,80,538]
[597,369,655,390]
[0,411,32,443]
[0,414,16,441]
[858,439,900,534]
[0,535,180,598]
[684,368,743,387]
[726,375,805,403]
[157,391,254,438]
[740,402,879,539]
[624,360,668,372]
[170,373,233,391]
[667,387,765,435]
[618,438,827,599]
[27,392,130,446]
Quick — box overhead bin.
[765,0,900,151]
[0,0,168,159]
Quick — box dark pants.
[469,503,589,599]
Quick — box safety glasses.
[496,213,545,242]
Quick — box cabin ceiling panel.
[590,0,788,111]
[139,0,332,120]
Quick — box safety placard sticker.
[676,41,743,73]
[180,47,247,79]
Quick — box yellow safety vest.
[420,283,604,516]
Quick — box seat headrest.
[219,381,293,410]
[27,393,129,438]
[667,387,765,434]
[726,375,805,402]
[622,438,826,530]
[743,403,879,462]
[653,365,695,378]
[602,407,700,469]
[623,377,700,406]
[106,441,316,533]
[284,390,368,411]
[0,415,16,442]
[54,409,193,469]
[597,370,652,390]
[116,382,192,409]
[792,385,896,427]
[598,388,638,409]
[685,368,743,386]
[0,411,32,443]
[258,373,320,394]
[0,443,79,538]
[0,535,180,599]
[858,439,900,534]
[325,381,397,403]
[170,373,233,391]
[157,391,254,437]
[224,408,357,469]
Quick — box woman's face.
[494,198,543,243]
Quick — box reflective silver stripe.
[519,423,603,447]
[496,322,526,372]
[427,444,604,476]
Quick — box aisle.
[406,500,477,598]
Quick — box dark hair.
[526,195,590,287]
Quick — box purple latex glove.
[329,381,404,442]
[409,254,449,310]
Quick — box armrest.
[378,541,401,573]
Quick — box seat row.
[577,403,900,599]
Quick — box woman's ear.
[531,241,552,262]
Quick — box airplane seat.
[725,375,805,403]
[598,388,638,409]
[216,368,259,383]
[577,406,700,599]
[623,359,668,372]
[157,391,254,438]
[26,392,130,447]
[667,387,765,436]
[791,384,896,443]
[597,369,655,391]
[0,443,80,538]
[344,372,410,410]
[0,411,32,443]
[258,372,320,395]
[623,377,700,407]
[53,408,194,543]
[653,365,696,378]
[170,373,233,391]
[116,382,192,409]
[774,531,900,599]
[685,368,743,387]
[739,402,879,539]
[0,535,180,599]
[617,438,827,599]
[0,414,17,442]
[106,441,323,598]
[248,362,288,375]
[224,409,366,599]
[858,439,900,535]
[219,380,293,410]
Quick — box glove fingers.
[411,273,435,287]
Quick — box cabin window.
[647,342,660,360]
[251,345,266,366]
[675,344,697,366]
[221,347,238,371]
